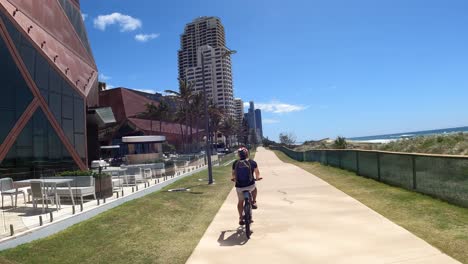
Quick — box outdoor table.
[15,179,75,206]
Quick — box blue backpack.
[235,160,254,187]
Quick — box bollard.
[39,216,43,226]
[49,212,53,222]
[136,185,139,191]
[97,199,100,205]
[132,187,135,193]
[72,205,76,214]
[10,225,14,236]
[103,197,106,203]
[121,189,124,197]
[80,203,83,212]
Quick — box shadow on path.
[217,227,249,246]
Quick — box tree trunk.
[196,118,200,152]
[189,114,193,150]
[180,123,185,153]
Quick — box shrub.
[333,136,347,149]
[58,170,109,178]
[58,170,93,176]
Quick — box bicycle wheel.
[244,200,251,239]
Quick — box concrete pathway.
[186,147,459,264]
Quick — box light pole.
[201,47,236,184]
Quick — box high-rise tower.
[234,98,244,124]
[178,17,235,116]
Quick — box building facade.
[233,98,244,124]
[0,0,99,179]
[255,109,263,139]
[245,101,263,143]
[98,88,199,151]
[178,17,235,116]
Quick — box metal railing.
[271,146,468,208]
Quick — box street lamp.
[202,47,237,184]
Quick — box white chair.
[30,180,60,212]
[0,178,26,208]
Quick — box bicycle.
[241,178,262,239]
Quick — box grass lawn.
[0,157,240,264]
[273,150,468,264]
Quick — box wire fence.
[271,146,468,208]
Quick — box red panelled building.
[0,0,99,179]
[99,88,199,151]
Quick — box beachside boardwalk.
[186,147,459,264]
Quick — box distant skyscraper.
[248,101,256,130]
[178,17,235,116]
[255,109,263,139]
[245,101,262,143]
[234,98,244,124]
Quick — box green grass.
[273,150,468,264]
[0,162,237,264]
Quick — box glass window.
[49,68,62,93]
[49,92,62,125]
[0,109,77,180]
[34,52,49,92]
[74,133,85,159]
[1,10,86,165]
[62,119,74,145]
[19,38,36,77]
[74,98,84,133]
[62,95,74,119]
[0,28,33,144]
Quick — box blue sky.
[81,0,468,142]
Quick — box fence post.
[303,151,306,162]
[412,155,417,190]
[325,151,329,166]
[377,152,381,181]
[339,151,343,169]
[356,151,360,175]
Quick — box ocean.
[349,126,468,143]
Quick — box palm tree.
[237,118,249,145]
[220,116,236,148]
[140,101,170,133]
[156,101,170,132]
[208,104,225,149]
[190,93,204,151]
[174,106,187,152]
[165,79,195,152]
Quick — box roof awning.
[88,107,116,127]
[100,145,120,149]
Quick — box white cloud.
[93,13,142,32]
[257,101,307,113]
[99,73,111,81]
[134,89,156,94]
[263,119,280,124]
[107,84,115,89]
[243,101,307,114]
[135,33,160,42]
[81,13,88,21]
